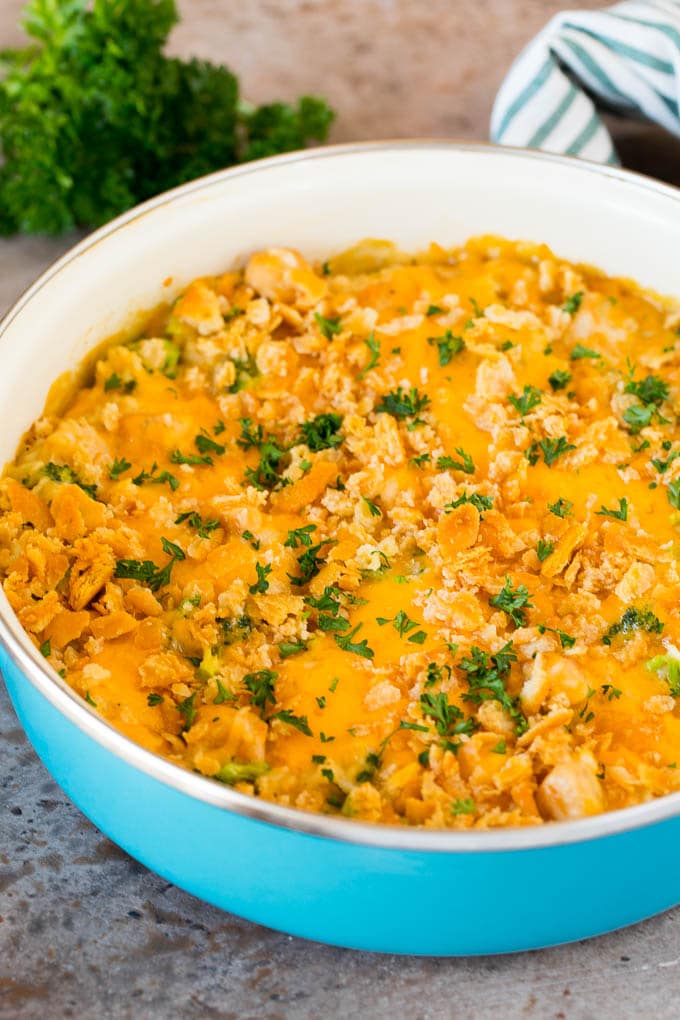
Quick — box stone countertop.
[2,2,680,1017]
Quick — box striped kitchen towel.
[491,0,680,164]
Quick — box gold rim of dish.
[2,139,680,853]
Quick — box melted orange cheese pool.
[3,235,680,829]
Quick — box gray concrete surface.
[2,1,680,1017]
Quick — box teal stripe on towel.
[494,57,554,140]
[527,84,579,147]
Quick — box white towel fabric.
[491,0,680,165]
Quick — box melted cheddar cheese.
[3,236,680,829]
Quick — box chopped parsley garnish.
[278,640,307,658]
[437,448,475,474]
[563,291,584,315]
[40,639,51,657]
[243,669,277,713]
[104,373,136,393]
[624,373,668,406]
[602,607,664,645]
[170,448,213,467]
[445,490,493,518]
[299,413,343,451]
[426,304,444,316]
[375,386,431,428]
[427,330,465,366]
[409,453,430,469]
[596,498,628,521]
[651,449,680,473]
[109,456,132,481]
[377,610,427,644]
[288,539,336,587]
[548,497,573,518]
[175,510,220,538]
[147,693,164,706]
[114,536,184,592]
[489,576,533,628]
[536,539,555,561]
[272,709,313,735]
[334,623,374,659]
[492,740,507,755]
[537,624,576,648]
[177,691,197,731]
[601,683,623,701]
[548,369,572,391]
[570,343,600,360]
[284,524,317,548]
[459,642,527,734]
[451,797,476,816]
[668,480,680,509]
[469,297,484,317]
[132,462,179,490]
[508,385,542,416]
[242,529,261,550]
[314,312,342,340]
[362,496,381,516]
[249,561,272,595]
[214,679,235,704]
[228,348,259,393]
[195,433,225,457]
[44,462,97,499]
[526,436,575,467]
[420,691,477,747]
[237,418,289,490]
[358,332,380,379]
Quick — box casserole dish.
[1,142,680,955]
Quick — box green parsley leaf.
[195,433,225,457]
[547,498,573,518]
[427,330,465,366]
[147,693,164,706]
[548,369,572,391]
[178,692,197,731]
[668,480,680,509]
[104,373,136,393]
[426,304,444,316]
[334,623,374,659]
[563,291,584,315]
[489,576,533,628]
[437,448,475,474]
[570,343,600,360]
[272,709,313,736]
[40,639,51,658]
[175,510,220,538]
[624,373,668,406]
[284,524,317,548]
[278,640,308,658]
[132,462,179,490]
[508,385,542,416]
[537,623,576,648]
[109,457,132,481]
[459,642,527,734]
[375,386,431,426]
[444,491,493,518]
[525,436,575,467]
[288,540,336,587]
[358,332,380,379]
[362,496,381,517]
[299,413,343,451]
[314,312,342,340]
[243,669,277,713]
[536,539,555,562]
[596,498,628,521]
[249,561,272,595]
